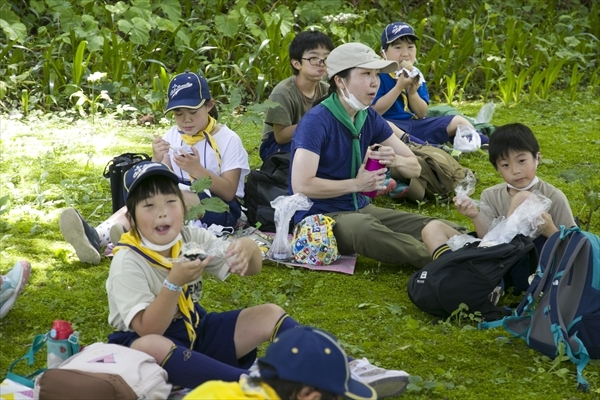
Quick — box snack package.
[267,193,313,261]
[479,190,552,247]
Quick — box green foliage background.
[1,0,600,398]
[1,0,598,116]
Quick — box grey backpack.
[480,226,600,391]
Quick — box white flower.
[87,72,107,83]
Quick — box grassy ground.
[1,91,599,398]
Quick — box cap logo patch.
[169,82,193,99]
[132,162,161,180]
[391,24,410,35]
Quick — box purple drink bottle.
[361,147,385,197]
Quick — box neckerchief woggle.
[113,231,200,347]
[321,93,368,211]
[179,115,222,175]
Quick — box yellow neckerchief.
[389,72,418,119]
[179,115,222,175]
[113,231,200,347]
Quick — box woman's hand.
[356,164,386,193]
[367,144,397,167]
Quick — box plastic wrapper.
[479,190,552,247]
[447,234,481,251]
[169,240,228,263]
[454,172,476,206]
[267,193,313,261]
[453,124,481,152]
[394,65,426,86]
[474,103,496,124]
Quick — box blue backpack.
[480,226,600,390]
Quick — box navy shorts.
[259,131,291,162]
[388,116,455,145]
[108,306,256,369]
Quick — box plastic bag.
[454,172,476,206]
[447,234,481,251]
[267,193,313,261]
[479,190,552,247]
[474,103,496,124]
[453,124,481,152]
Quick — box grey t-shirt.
[261,76,328,141]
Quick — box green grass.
[1,91,599,398]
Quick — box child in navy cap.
[59,71,250,265]
[185,326,381,400]
[372,22,489,148]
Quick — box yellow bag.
[292,214,340,266]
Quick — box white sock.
[95,220,114,247]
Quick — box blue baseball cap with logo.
[258,327,377,400]
[381,22,419,49]
[123,161,180,200]
[165,72,212,113]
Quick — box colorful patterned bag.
[292,214,340,266]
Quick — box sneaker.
[59,208,101,265]
[376,178,397,197]
[109,223,127,246]
[349,358,409,398]
[0,261,31,318]
[388,182,410,199]
[488,286,504,306]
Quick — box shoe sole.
[59,208,101,265]
[369,375,409,398]
[0,261,31,318]
[109,223,126,246]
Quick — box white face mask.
[139,231,182,252]
[340,79,369,111]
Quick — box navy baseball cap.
[165,72,211,113]
[123,161,179,200]
[381,22,419,49]
[259,327,376,400]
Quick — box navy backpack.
[480,226,600,390]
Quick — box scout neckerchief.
[321,93,368,211]
[389,72,417,119]
[179,115,222,175]
[113,231,200,347]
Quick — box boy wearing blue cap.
[373,22,488,147]
[185,327,400,400]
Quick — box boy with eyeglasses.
[259,31,334,161]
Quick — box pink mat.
[245,230,357,275]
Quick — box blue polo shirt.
[290,104,393,223]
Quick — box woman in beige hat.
[289,42,461,269]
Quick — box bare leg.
[421,220,462,255]
[233,303,287,358]
[446,115,474,137]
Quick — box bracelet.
[163,278,183,292]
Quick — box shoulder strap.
[547,228,592,390]
[6,334,48,388]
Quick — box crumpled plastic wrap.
[479,190,552,247]
[447,234,481,251]
[267,193,313,261]
[454,124,481,152]
[169,240,229,263]
[394,66,426,86]
[454,173,476,205]
[474,103,496,124]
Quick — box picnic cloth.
[233,228,357,275]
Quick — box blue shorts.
[388,116,455,145]
[108,305,256,369]
[259,131,291,162]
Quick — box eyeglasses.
[302,57,327,66]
